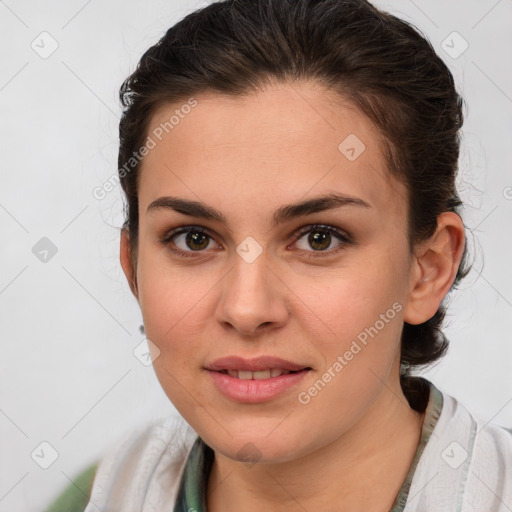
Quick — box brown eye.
[294,224,351,255]
[307,230,331,251]
[162,226,218,256]
[184,230,210,250]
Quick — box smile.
[218,369,296,379]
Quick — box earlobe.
[403,212,465,325]
[120,228,139,299]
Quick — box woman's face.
[125,81,417,463]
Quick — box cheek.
[138,268,209,413]
[291,275,404,436]
[136,271,208,400]
[289,258,406,395]
[135,248,225,361]
[137,247,214,337]
[292,259,403,339]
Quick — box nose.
[215,253,290,336]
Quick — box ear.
[120,228,139,300]
[403,212,466,325]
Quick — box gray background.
[1,0,511,510]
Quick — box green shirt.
[44,463,98,512]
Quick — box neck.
[207,376,425,512]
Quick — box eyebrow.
[147,193,371,227]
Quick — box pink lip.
[205,356,312,403]
[206,369,311,403]
[205,355,310,372]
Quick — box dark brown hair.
[117,0,470,404]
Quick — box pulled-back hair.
[117,0,470,404]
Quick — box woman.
[47,0,512,510]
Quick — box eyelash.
[159,224,352,259]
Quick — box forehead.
[139,81,408,222]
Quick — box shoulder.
[438,389,512,475]
[461,397,512,511]
[83,415,198,512]
[406,382,512,511]
[45,416,196,512]
[85,415,198,512]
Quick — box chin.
[225,441,304,465]
[201,426,310,465]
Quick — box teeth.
[253,370,271,380]
[225,368,293,379]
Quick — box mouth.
[204,356,312,403]
[205,355,311,373]
[216,368,308,379]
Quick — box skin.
[120,80,466,511]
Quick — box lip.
[204,355,312,404]
[205,355,310,372]
[206,368,311,403]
